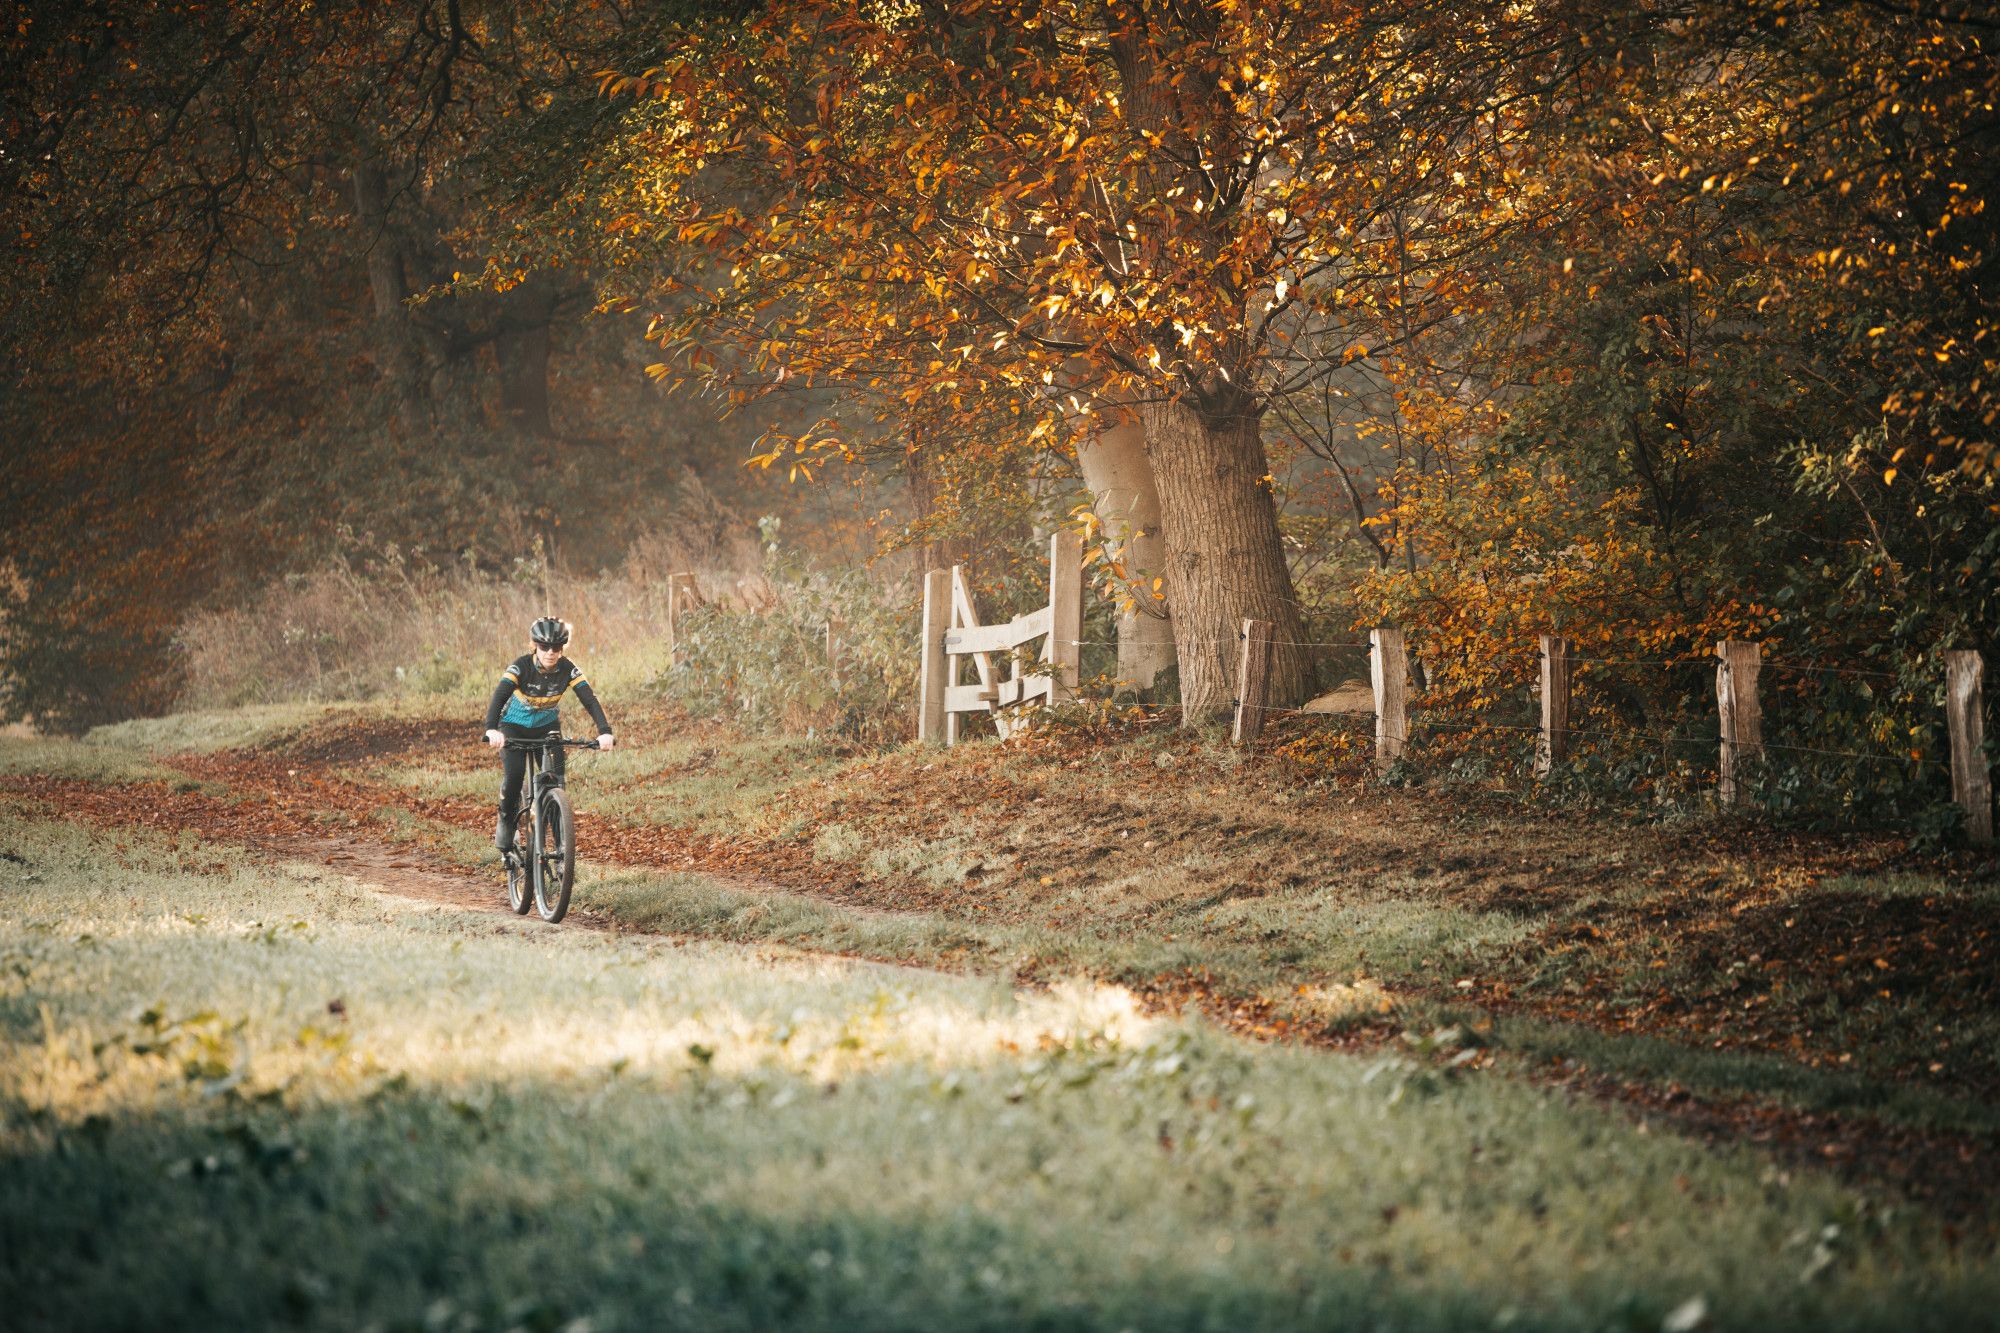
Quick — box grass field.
[5,798,2000,1331]
[301,703,2000,1148]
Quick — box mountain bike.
[501,735,599,924]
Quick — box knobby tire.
[534,787,575,924]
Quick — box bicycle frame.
[501,734,595,923]
[505,733,583,794]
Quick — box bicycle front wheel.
[533,787,576,923]
[505,797,533,915]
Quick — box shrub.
[657,524,918,746]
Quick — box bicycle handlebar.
[496,736,603,751]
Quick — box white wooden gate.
[917,532,1083,744]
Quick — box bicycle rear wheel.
[533,787,575,923]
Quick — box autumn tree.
[579,0,1577,716]
[0,0,758,729]
[1336,0,1997,809]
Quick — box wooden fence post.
[948,565,991,747]
[1538,635,1573,778]
[1716,639,1763,806]
[917,568,951,743]
[665,572,701,666]
[1946,649,1993,843]
[1048,530,1083,703]
[1370,627,1408,771]
[1233,619,1274,745]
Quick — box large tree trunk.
[350,160,427,416]
[351,162,408,319]
[495,321,551,435]
[1101,17,1310,720]
[1075,411,1174,690]
[495,277,559,437]
[1141,387,1311,720]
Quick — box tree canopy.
[2,0,1993,744]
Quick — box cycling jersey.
[485,653,611,735]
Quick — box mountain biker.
[483,616,614,855]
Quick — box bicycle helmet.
[529,616,571,649]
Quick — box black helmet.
[529,616,571,649]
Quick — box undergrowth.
[659,524,918,746]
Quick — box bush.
[657,524,918,746]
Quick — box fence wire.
[1218,702,1954,773]
[1010,628,1974,786]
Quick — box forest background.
[1,0,1994,827]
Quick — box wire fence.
[928,560,1987,829]
[1058,639,1931,681]
[1057,636,1977,787]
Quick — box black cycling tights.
[498,722,565,819]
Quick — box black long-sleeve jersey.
[484,653,611,735]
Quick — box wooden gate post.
[665,572,701,666]
[1716,639,1763,806]
[1370,627,1408,771]
[948,566,992,747]
[917,568,951,743]
[1048,530,1084,703]
[1946,650,1993,843]
[1538,635,1574,778]
[1233,619,1274,745]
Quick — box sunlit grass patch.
[1818,871,2000,903]
[583,866,1001,963]
[82,702,369,754]
[600,734,848,836]
[1278,977,1401,1031]
[812,819,867,862]
[4,813,2000,1330]
[372,760,494,803]
[1307,892,1543,969]
[0,735,174,785]
[377,730,853,841]
[862,835,981,891]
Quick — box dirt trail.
[0,773,612,931]
[0,771,948,971]
[265,833,619,929]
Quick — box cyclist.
[483,616,614,855]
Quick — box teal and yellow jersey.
[485,653,611,734]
